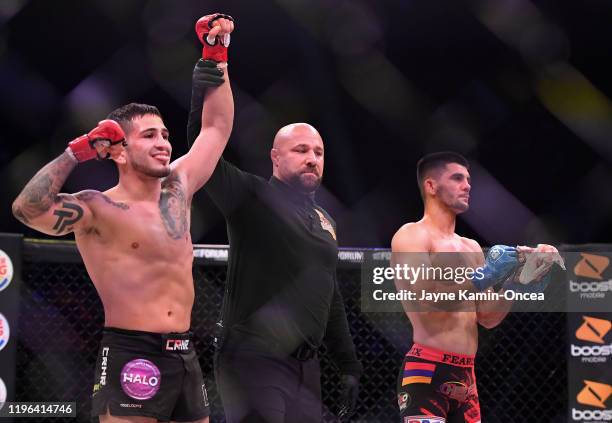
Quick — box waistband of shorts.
[406,343,475,367]
[102,327,193,354]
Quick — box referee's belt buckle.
[162,333,192,353]
[292,344,317,361]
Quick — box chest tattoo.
[159,173,188,239]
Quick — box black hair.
[106,103,162,136]
[416,151,469,200]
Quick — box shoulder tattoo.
[76,191,129,210]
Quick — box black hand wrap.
[187,59,223,147]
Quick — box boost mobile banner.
[567,251,612,422]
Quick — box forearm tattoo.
[159,173,188,239]
[12,152,76,224]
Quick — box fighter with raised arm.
[12,13,235,423]
[391,152,559,423]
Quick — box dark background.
[1,0,611,247]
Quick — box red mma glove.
[67,120,125,162]
[195,13,234,63]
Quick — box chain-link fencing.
[15,241,566,422]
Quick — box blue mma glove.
[472,245,519,291]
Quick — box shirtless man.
[11,13,234,423]
[391,152,557,423]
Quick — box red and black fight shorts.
[91,327,210,422]
[396,343,481,423]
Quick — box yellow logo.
[315,209,336,240]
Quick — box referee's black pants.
[214,340,323,423]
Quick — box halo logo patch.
[120,359,161,400]
[0,250,13,292]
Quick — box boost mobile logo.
[575,254,610,280]
[577,316,612,344]
[577,380,611,409]
[572,316,612,361]
[570,254,612,297]
[572,381,612,421]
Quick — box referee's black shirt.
[204,158,362,377]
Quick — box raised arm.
[173,13,235,195]
[12,120,124,236]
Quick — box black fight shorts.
[91,327,210,422]
[397,343,481,423]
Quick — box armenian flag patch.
[402,362,436,386]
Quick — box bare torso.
[75,173,195,333]
[396,222,484,355]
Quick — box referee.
[188,64,362,422]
